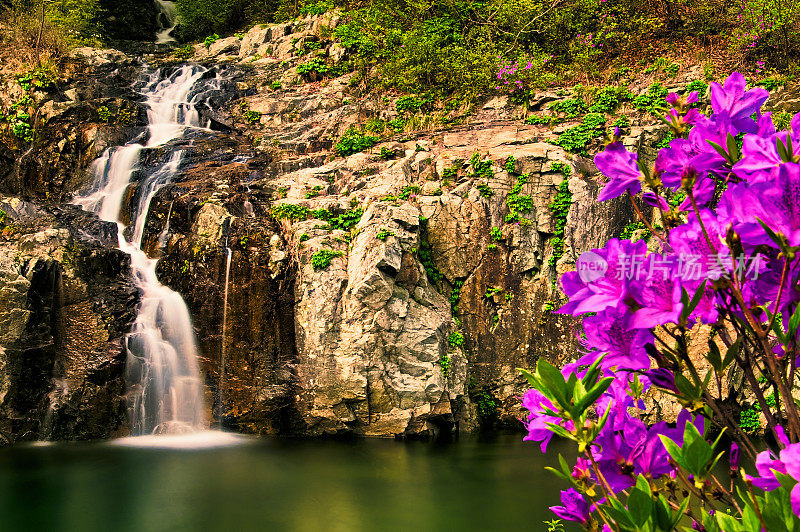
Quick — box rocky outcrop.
[0,197,137,444]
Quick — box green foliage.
[633,83,669,114]
[305,185,323,198]
[439,354,451,378]
[490,227,502,242]
[398,185,421,200]
[299,233,310,242]
[335,127,379,156]
[271,203,311,221]
[376,228,395,240]
[270,80,282,90]
[549,97,587,118]
[395,95,430,114]
[739,405,760,433]
[525,114,551,126]
[243,110,262,124]
[311,249,344,270]
[174,45,195,60]
[548,175,573,270]
[469,152,494,180]
[473,389,498,420]
[476,183,493,197]
[544,519,565,532]
[449,279,464,313]
[553,113,606,154]
[506,173,532,223]
[754,76,790,92]
[42,0,102,46]
[204,33,220,48]
[686,79,709,97]
[588,86,632,114]
[297,58,330,78]
[620,220,650,242]
[448,331,464,348]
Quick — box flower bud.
[730,442,740,472]
[681,166,697,191]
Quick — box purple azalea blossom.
[595,142,642,201]
[710,72,770,134]
[550,488,590,525]
[521,389,574,452]
[580,306,653,371]
[747,426,800,516]
[644,368,678,393]
[558,239,648,315]
[628,255,684,329]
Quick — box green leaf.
[628,487,653,527]
[518,368,539,388]
[537,359,570,411]
[706,140,730,162]
[573,377,613,417]
[545,422,576,442]
[708,339,723,373]
[659,435,685,467]
[757,217,787,249]
[653,495,672,531]
[674,373,699,399]
[723,339,741,368]
[726,133,741,162]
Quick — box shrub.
[335,127,379,157]
[297,58,329,80]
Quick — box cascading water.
[219,244,232,415]
[75,65,219,437]
[154,0,179,44]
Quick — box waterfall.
[219,245,232,419]
[75,65,218,436]
[154,0,178,44]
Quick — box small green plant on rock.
[448,331,464,349]
[335,127,379,156]
[440,354,451,378]
[297,58,329,79]
[244,110,262,124]
[311,249,344,270]
[204,33,219,48]
[376,228,395,241]
[175,45,195,60]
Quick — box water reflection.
[0,435,575,531]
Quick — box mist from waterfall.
[75,65,219,436]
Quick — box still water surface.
[0,434,573,532]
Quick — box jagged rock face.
[0,199,137,444]
[292,202,463,436]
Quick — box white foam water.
[74,66,237,445]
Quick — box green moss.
[620,221,650,242]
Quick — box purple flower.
[550,488,590,525]
[595,142,642,201]
[558,239,647,315]
[710,72,769,134]
[644,368,678,393]
[522,389,573,452]
[730,442,741,471]
[581,306,653,371]
[628,255,683,328]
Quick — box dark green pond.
[0,433,575,532]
